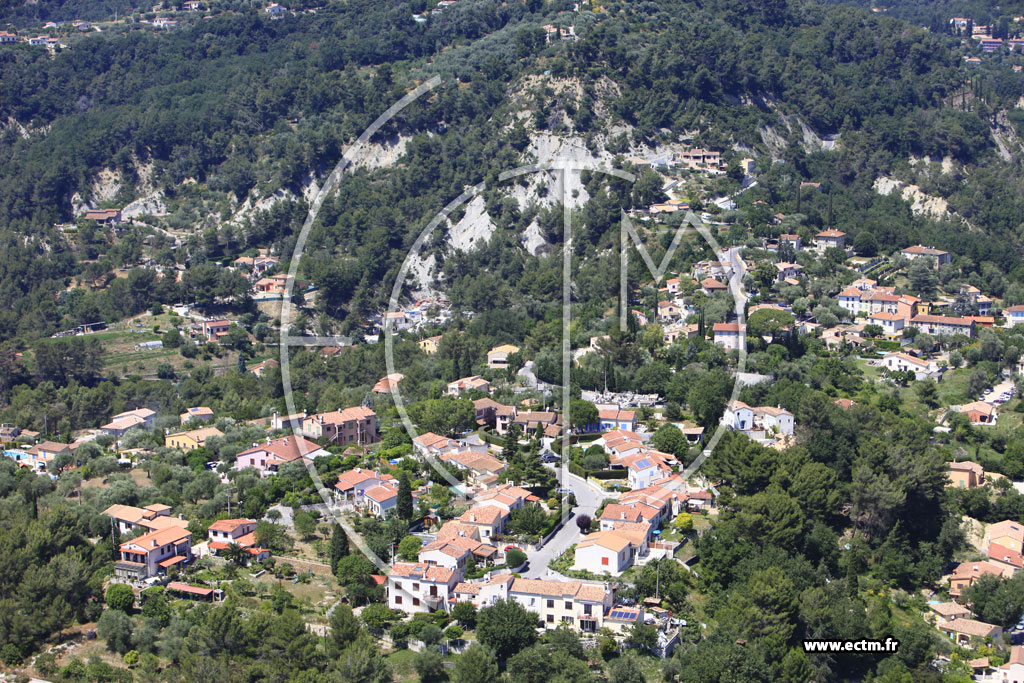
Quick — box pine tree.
[397,471,414,521]
[237,352,246,374]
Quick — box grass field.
[96,312,243,378]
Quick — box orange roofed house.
[372,373,404,394]
[597,408,638,432]
[937,618,1002,647]
[447,375,491,397]
[115,526,193,580]
[949,561,1003,599]
[901,245,951,268]
[508,578,614,632]
[956,401,996,425]
[985,520,1024,554]
[206,519,270,564]
[713,323,746,351]
[334,468,394,501]
[103,503,187,535]
[83,208,122,224]
[815,229,846,251]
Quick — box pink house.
[302,406,378,444]
[235,436,328,477]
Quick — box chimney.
[151,539,157,547]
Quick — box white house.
[447,376,491,397]
[388,563,460,614]
[983,645,1024,681]
[574,531,634,575]
[866,312,906,340]
[506,578,613,632]
[774,262,803,282]
[815,229,846,251]
[101,408,157,437]
[418,540,470,570]
[723,401,755,431]
[723,401,794,439]
[713,323,746,351]
[597,408,638,432]
[1006,305,1024,327]
[364,483,398,517]
[624,456,663,490]
[882,352,938,380]
[910,314,975,338]
[754,406,794,435]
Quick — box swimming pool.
[3,450,31,462]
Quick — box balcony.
[423,594,445,607]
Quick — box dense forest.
[2,0,1024,346]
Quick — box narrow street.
[522,469,604,578]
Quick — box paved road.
[522,469,604,578]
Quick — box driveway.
[522,469,604,578]
[266,501,335,529]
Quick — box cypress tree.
[329,523,349,575]
[397,471,414,521]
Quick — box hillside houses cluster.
[104,504,270,580]
[935,519,1024,649]
[722,401,795,448]
[950,15,1024,55]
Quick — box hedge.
[568,462,587,478]
[589,469,628,480]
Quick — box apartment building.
[301,406,378,444]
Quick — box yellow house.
[986,520,1024,554]
[165,427,223,452]
[486,344,520,369]
[948,461,984,489]
[915,301,931,316]
[418,335,442,355]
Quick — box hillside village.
[4,103,1024,675]
[7,180,1024,678]
[10,0,1024,679]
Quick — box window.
[565,601,572,610]
[546,600,554,608]
[562,616,573,624]
[584,605,592,615]
[395,582,402,592]
[412,583,419,591]
[413,598,420,606]
[601,557,609,566]
[395,595,402,604]
[546,614,554,623]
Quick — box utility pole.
[655,558,661,601]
